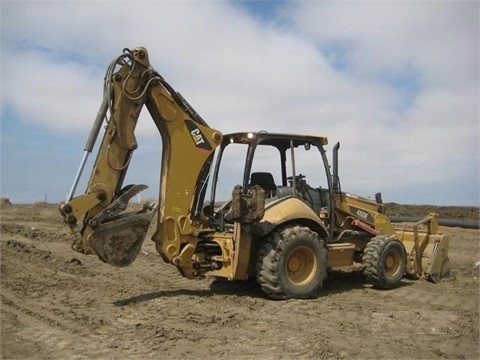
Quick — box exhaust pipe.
[332,142,340,192]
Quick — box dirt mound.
[386,202,479,221]
[0,198,12,208]
[33,201,51,208]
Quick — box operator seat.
[250,172,277,197]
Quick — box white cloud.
[2,48,102,132]
[284,1,478,87]
[1,1,478,204]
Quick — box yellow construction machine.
[59,47,450,299]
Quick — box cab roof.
[223,131,328,149]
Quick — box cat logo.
[185,119,212,151]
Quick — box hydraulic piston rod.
[67,95,109,201]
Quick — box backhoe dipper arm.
[60,47,222,273]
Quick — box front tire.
[256,226,328,299]
[363,235,406,289]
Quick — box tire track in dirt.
[1,204,479,359]
[1,290,113,360]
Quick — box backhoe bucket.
[395,213,451,282]
[89,208,156,267]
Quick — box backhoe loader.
[59,47,451,299]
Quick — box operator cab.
[207,131,334,227]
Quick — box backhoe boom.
[60,47,222,273]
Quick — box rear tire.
[256,226,327,299]
[363,235,406,289]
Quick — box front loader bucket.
[89,208,156,267]
[404,233,451,283]
[396,213,451,282]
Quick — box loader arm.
[60,47,222,273]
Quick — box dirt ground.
[1,202,479,359]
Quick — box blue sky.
[1,0,479,205]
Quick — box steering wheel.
[287,174,314,206]
[287,174,306,182]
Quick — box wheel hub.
[286,246,317,286]
[385,250,401,276]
